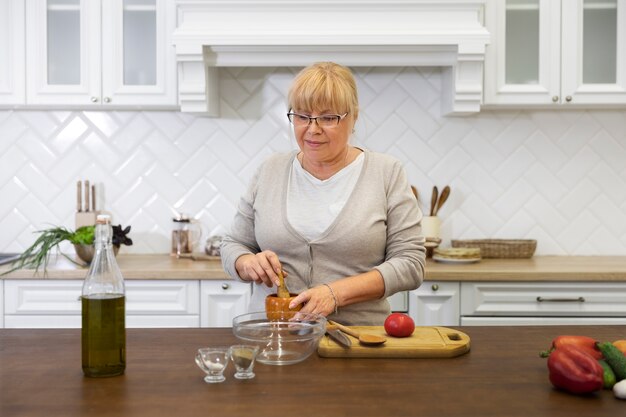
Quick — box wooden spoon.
[328,320,386,346]
[434,185,450,216]
[429,186,439,216]
[277,269,290,299]
[410,185,419,202]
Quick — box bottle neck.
[94,221,112,250]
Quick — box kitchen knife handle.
[91,185,96,212]
[85,180,90,212]
[536,296,585,303]
[77,180,82,212]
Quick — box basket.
[450,239,537,259]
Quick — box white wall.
[1,66,625,255]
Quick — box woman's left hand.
[289,284,337,317]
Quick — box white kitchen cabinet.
[200,281,251,328]
[484,0,626,106]
[0,0,25,105]
[3,279,200,328]
[408,282,460,326]
[25,0,177,107]
[460,281,626,325]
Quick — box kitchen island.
[1,325,625,417]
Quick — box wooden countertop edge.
[2,254,626,281]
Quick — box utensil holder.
[421,216,441,239]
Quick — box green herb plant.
[2,224,132,275]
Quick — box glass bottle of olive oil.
[81,214,126,377]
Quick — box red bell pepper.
[540,335,603,360]
[547,345,604,394]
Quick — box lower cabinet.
[408,281,626,327]
[2,279,249,329]
[4,279,626,328]
[408,282,460,326]
[460,282,626,326]
[200,280,251,328]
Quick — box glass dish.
[232,311,327,366]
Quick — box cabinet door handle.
[552,96,559,102]
[222,283,230,290]
[103,97,111,103]
[536,296,585,303]
[565,96,572,102]
[90,96,98,103]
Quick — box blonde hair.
[288,62,359,120]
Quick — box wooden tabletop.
[1,326,625,417]
[4,254,626,281]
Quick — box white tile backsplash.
[1,66,626,255]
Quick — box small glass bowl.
[195,347,230,383]
[229,344,259,379]
[232,311,327,366]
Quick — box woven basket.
[450,239,537,259]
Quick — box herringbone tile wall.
[1,66,626,255]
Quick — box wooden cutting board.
[317,326,470,358]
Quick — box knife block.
[75,211,99,229]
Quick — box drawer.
[461,282,626,317]
[4,280,199,315]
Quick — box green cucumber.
[599,359,617,389]
[597,342,626,381]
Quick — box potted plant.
[2,224,132,274]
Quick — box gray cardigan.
[221,149,426,325]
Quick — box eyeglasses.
[287,112,348,128]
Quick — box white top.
[287,153,365,241]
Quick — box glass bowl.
[232,311,327,365]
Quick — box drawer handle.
[222,283,230,290]
[536,296,585,303]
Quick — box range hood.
[172,0,490,116]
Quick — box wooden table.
[1,326,625,417]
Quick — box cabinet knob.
[431,284,439,292]
[222,283,230,290]
[90,96,98,103]
[565,96,572,102]
[552,96,559,102]
[103,97,111,103]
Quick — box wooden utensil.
[410,185,419,202]
[328,320,386,346]
[277,269,290,298]
[429,186,439,216]
[434,185,450,215]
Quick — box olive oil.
[81,294,126,377]
[81,214,126,378]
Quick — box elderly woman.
[221,62,425,325]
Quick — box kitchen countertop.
[1,325,624,417]
[3,254,626,281]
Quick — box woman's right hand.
[234,250,283,287]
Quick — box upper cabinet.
[25,0,177,108]
[0,0,25,105]
[484,0,626,106]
